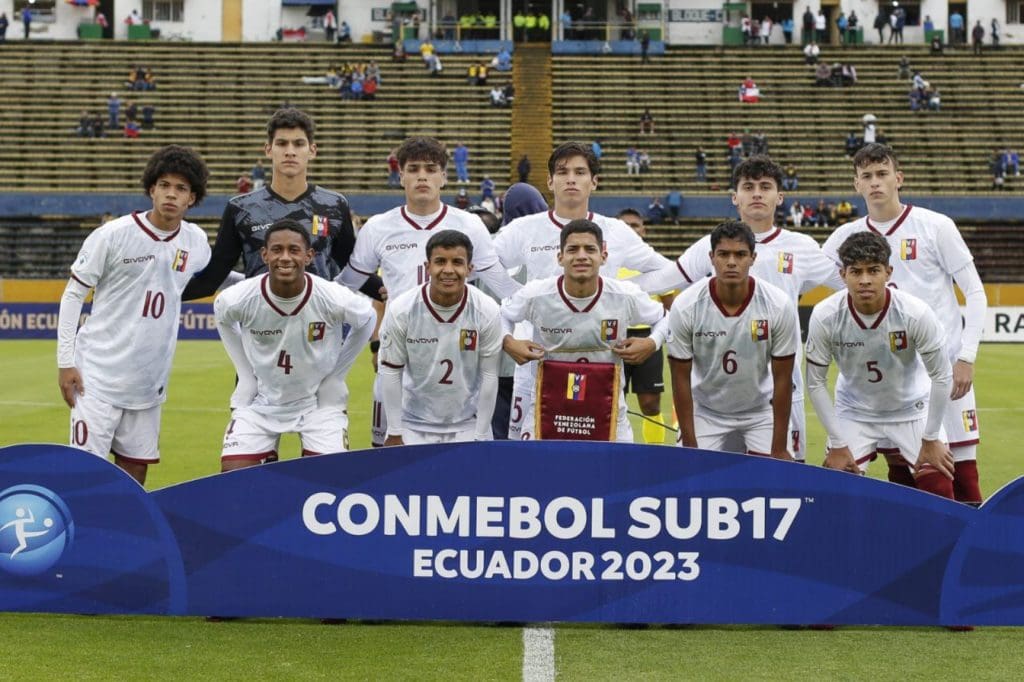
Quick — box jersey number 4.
[277,351,293,374]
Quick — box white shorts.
[789,397,806,462]
[69,392,161,464]
[836,416,947,472]
[688,410,773,455]
[509,384,634,443]
[371,374,386,447]
[876,390,977,463]
[221,405,349,462]
[403,426,478,445]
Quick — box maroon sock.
[953,460,982,505]
[886,461,917,488]
[915,470,954,499]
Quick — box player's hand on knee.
[58,367,85,408]
[383,434,405,447]
[613,338,656,365]
[823,446,859,474]
[770,448,796,462]
[950,360,974,400]
[915,439,954,479]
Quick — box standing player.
[501,220,669,442]
[338,136,519,446]
[378,230,502,444]
[616,208,675,444]
[822,144,987,504]
[182,108,383,302]
[806,232,955,498]
[666,221,797,460]
[57,145,211,484]
[214,220,375,471]
[632,156,843,460]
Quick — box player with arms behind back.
[806,232,955,498]
[57,145,212,484]
[666,221,797,460]
[378,230,502,445]
[822,143,986,503]
[214,220,375,471]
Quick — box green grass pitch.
[1,339,1023,678]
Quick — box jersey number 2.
[438,359,454,384]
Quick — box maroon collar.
[557,275,603,312]
[401,204,448,230]
[847,288,891,329]
[757,227,782,244]
[132,211,180,241]
[420,282,469,323]
[709,276,756,317]
[866,204,913,236]
[260,273,313,316]
[548,210,594,229]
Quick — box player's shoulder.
[822,218,867,249]
[360,205,403,230]
[602,275,646,297]
[888,287,933,317]
[773,228,822,251]
[467,284,502,316]
[444,205,488,231]
[752,276,793,307]
[88,213,136,239]
[227,186,273,211]
[906,204,958,232]
[216,273,262,307]
[178,219,210,244]
[308,184,348,204]
[684,233,712,254]
[519,275,558,298]
[503,210,549,230]
[676,277,711,305]
[387,284,423,313]
[814,287,849,316]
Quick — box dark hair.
[141,144,209,205]
[852,143,900,171]
[466,206,500,234]
[548,141,600,176]
[560,219,604,250]
[837,231,891,268]
[616,208,644,223]
[709,220,756,252]
[266,108,316,144]
[264,219,311,249]
[397,136,448,169]
[733,155,785,191]
[425,229,474,263]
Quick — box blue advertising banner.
[0,304,217,340]
[1,442,1022,625]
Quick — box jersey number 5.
[866,360,884,383]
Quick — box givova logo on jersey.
[900,239,917,260]
[777,252,794,274]
[889,330,908,352]
[600,319,618,342]
[308,322,326,342]
[172,249,189,272]
[962,409,979,432]
[750,319,769,342]
[459,329,477,351]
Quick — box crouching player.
[57,145,211,485]
[378,230,502,444]
[214,220,375,470]
[805,231,955,498]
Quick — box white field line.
[522,626,555,682]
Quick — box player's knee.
[637,393,661,416]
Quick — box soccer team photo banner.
[1,442,1023,625]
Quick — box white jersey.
[67,211,211,409]
[347,204,506,297]
[665,227,841,399]
[822,205,975,357]
[666,277,797,418]
[214,273,375,419]
[501,275,667,397]
[805,288,947,422]
[379,284,502,432]
[493,210,671,281]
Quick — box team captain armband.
[535,359,619,441]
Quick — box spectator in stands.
[847,11,859,44]
[972,20,984,55]
[803,42,820,65]
[350,78,364,100]
[466,63,478,84]
[789,201,804,228]
[760,16,773,44]
[428,52,443,76]
[845,131,860,157]
[927,87,941,111]
[125,67,139,90]
[495,47,512,72]
[781,16,793,44]
[143,67,156,90]
[107,93,121,130]
[815,61,832,86]
[338,20,351,43]
[386,148,401,188]
[726,131,741,155]
[123,118,141,139]
[801,7,815,44]
[480,175,496,202]
[236,173,253,194]
[22,5,32,39]
[889,6,905,44]
[665,190,682,224]
[695,147,707,181]
[91,113,106,138]
[455,188,470,209]
[815,9,827,43]
[323,9,337,42]
[741,14,752,45]
[420,39,435,67]
[639,108,654,135]
[646,196,666,224]
[250,160,266,190]
[477,63,489,85]
[1007,149,1020,176]
[517,155,531,183]
[814,199,832,227]
[392,40,406,62]
[125,100,138,123]
[839,63,857,86]
[638,150,651,174]
[836,12,848,44]
[752,131,768,156]
[76,110,94,137]
[640,30,651,63]
[0,12,8,42]
[931,33,943,54]
[502,83,515,104]
[626,146,640,175]
[591,139,603,160]
[991,19,1000,49]
[453,142,470,184]
[782,165,799,191]
[991,150,1007,190]
[126,8,142,25]
[834,199,856,224]
[738,77,760,103]
[949,11,964,45]
[873,10,886,43]
[489,85,507,106]
[363,77,378,100]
